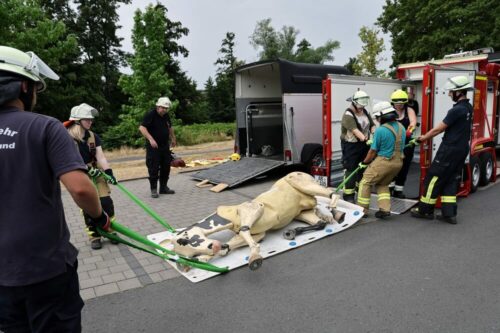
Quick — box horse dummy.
[163,172,344,270]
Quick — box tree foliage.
[105,4,174,148]
[378,0,500,67]
[353,26,386,77]
[206,32,244,122]
[250,18,340,63]
[0,0,79,120]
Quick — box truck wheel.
[306,148,323,174]
[470,155,480,193]
[479,152,493,186]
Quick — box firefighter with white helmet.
[356,101,406,218]
[340,90,376,203]
[389,89,418,198]
[65,103,118,250]
[139,96,177,197]
[0,45,107,330]
[411,75,474,224]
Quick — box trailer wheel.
[470,155,480,193]
[479,152,493,186]
[301,143,323,174]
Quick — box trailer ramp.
[191,157,285,188]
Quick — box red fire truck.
[313,48,499,198]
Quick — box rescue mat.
[147,197,363,283]
[368,195,418,214]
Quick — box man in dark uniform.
[411,75,474,224]
[0,46,110,331]
[139,97,177,198]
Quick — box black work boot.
[375,210,391,219]
[151,188,159,198]
[343,193,355,204]
[393,190,406,199]
[436,214,457,224]
[159,186,175,194]
[90,238,102,250]
[410,207,434,220]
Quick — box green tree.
[377,0,500,67]
[353,26,386,77]
[210,32,244,122]
[250,18,340,63]
[0,0,79,120]
[344,57,359,75]
[105,4,174,148]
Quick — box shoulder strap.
[345,108,363,139]
[382,123,404,158]
[87,131,97,165]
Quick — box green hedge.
[175,122,235,146]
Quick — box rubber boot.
[90,238,102,250]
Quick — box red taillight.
[285,150,292,161]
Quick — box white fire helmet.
[156,97,172,108]
[444,75,474,91]
[0,46,59,92]
[69,103,99,120]
[351,90,370,107]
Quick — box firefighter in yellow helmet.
[357,101,406,218]
[340,90,376,203]
[411,75,474,224]
[65,103,118,250]
[389,89,418,198]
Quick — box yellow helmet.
[390,89,408,104]
[230,153,241,161]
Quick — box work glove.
[365,139,373,146]
[408,138,420,147]
[405,129,413,139]
[358,162,369,169]
[87,167,102,178]
[104,169,118,185]
[88,211,111,231]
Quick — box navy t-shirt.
[0,107,86,286]
[442,99,473,148]
[141,108,172,148]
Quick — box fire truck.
[313,48,499,198]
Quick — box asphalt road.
[82,178,500,333]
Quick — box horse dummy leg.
[237,201,265,270]
[283,209,329,240]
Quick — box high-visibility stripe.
[378,193,391,201]
[441,196,456,203]
[421,176,438,204]
[420,197,437,204]
[357,198,371,205]
[476,75,487,81]
[344,188,355,195]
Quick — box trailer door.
[282,93,323,164]
[325,75,411,185]
[429,69,476,161]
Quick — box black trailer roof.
[235,58,350,94]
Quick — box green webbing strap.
[97,172,176,233]
[336,166,362,193]
[98,221,228,273]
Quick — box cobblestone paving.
[63,172,275,300]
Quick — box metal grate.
[369,195,418,214]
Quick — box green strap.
[98,221,228,273]
[336,166,361,193]
[97,172,176,233]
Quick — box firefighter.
[411,75,474,224]
[340,90,376,203]
[390,89,418,198]
[357,101,405,218]
[65,103,118,249]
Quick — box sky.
[117,0,392,88]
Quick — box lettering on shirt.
[0,127,19,149]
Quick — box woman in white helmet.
[340,90,376,203]
[65,103,118,250]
